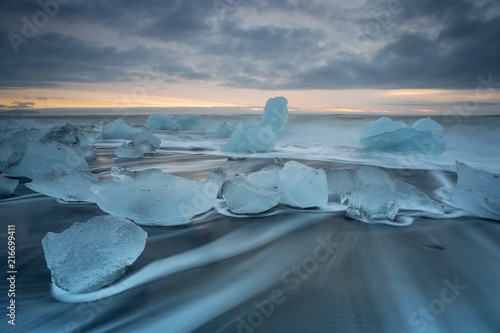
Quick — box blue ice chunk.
[222,175,281,214]
[262,97,289,132]
[146,113,180,131]
[279,161,328,208]
[102,119,142,140]
[26,171,99,202]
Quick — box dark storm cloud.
[1,0,499,90]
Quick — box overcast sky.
[1,0,500,114]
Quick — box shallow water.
[1,114,500,332]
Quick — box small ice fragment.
[102,119,142,140]
[0,176,18,198]
[114,143,143,159]
[133,131,161,153]
[26,171,99,202]
[222,175,281,214]
[146,113,180,131]
[279,161,328,208]
[42,215,147,292]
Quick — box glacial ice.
[279,161,328,208]
[221,123,277,153]
[206,168,230,199]
[0,176,18,198]
[360,117,445,154]
[26,171,99,202]
[1,128,44,169]
[222,175,281,214]
[173,115,205,131]
[133,131,161,153]
[102,119,142,140]
[446,161,500,220]
[42,215,147,292]
[42,122,103,147]
[247,166,281,191]
[262,96,289,132]
[212,122,234,139]
[115,143,143,159]
[325,166,444,222]
[222,97,288,153]
[92,167,218,226]
[146,113,180,131]
[7,141,90,179]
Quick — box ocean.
[1,113,499,333]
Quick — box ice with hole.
[146,113,180,131]
[445,161,500,220]
[262,96,289,132]
[325,166,444,222]
[173,115,205,131]
[102,119,142,140]
[42,215,147,293]
[279,161,328,208]
[26,171,99,202]
[360,117,445,154]
[92,167,218,226]
[222,97,288,153]
[7,141,90,179]
[222,175,281,214]
[0,176,18,198]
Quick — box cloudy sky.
[1,0,500,114]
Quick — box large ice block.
[7,141,90,179]
[26,171,99,202]
[146,113,181,131]
[326,166,444,222]
[212,122,235,139]
[173,115,205,131]
[222,175,281,214]
[446,161,500,220]
[247,165,281,191]
[102,119,142,140]
[221,123,277,153]
[42,215,147,292]
[133,131,161,153]
[0,176,18,198]
[279,161,328,208]
[360,117,445,154]
[92,167,217,226]
[262,97,289,132]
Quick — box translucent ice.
[278,161,328,208]
[102,119,142,140]
[221,97,288,153]
[360,117,445,154]
[114,143,143,159]
[446,161,500,220]
[206,168,230,199]
[262,97,289,132]
[1,128,44,169]
[7,141,90,179]
[221,123,277,153]
[173,115,205,131]
[0,176,18,198]
[222,175,281,214]
[92,167,217,226]
[42,215,147,292]
[326,166,444,222]
[212,122,235,139]
[42,122,103,146]
[26,171,99,202]
[248,165,281,191]
[146,113,180,131]
[133,131,161,153]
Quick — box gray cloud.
[8,101,35,109]
[0,0,499,90]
